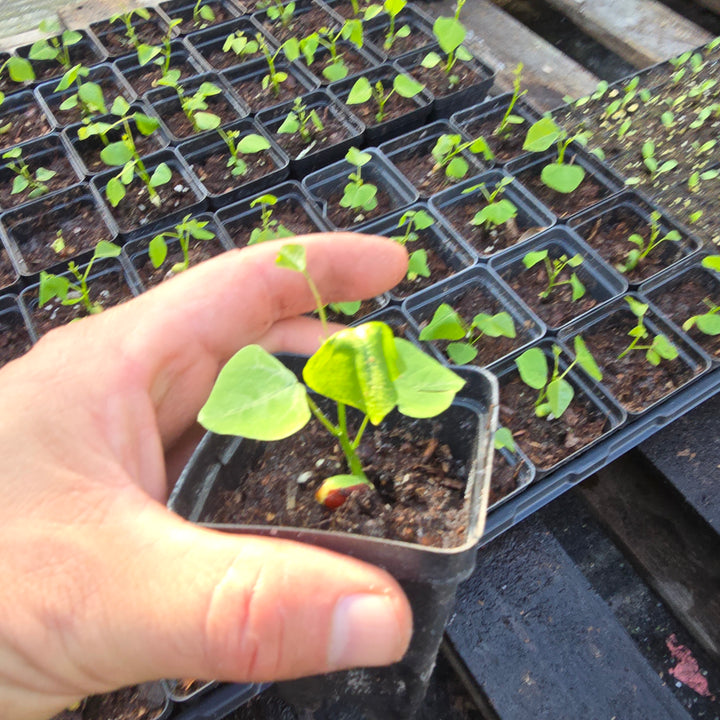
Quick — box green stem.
[351,414,370,449]
[337,403,368,479]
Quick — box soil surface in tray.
[94,19,168,57]
[269,106,351,160]
[323,186,395,228]
[123,59,198,96]
[500,373,609,471]
[575,207,686,284]
[30,269,133,336]
[308,46,374,85]
[203,409,476,548]
[515,163,611,219]
[0,151,78,211]
[0,101,51,151]
[200,44,263,72]
[231,73,306,113]
[132,236,227,289]
[408,61,483,101]
[503,260,600,329]
[166,1,236,34]
[441,196,547,257]
[0,311,31,369]
[367,25,433,58]
[647,268,720,361]
[345,91,420,129]
[50,682,167,720]
[74,130,163,175]
[489,450,524,507]
[575,308,698,414]
[417,285,533,367]
[224,197,322,247]
[107,173,198,234]
[261,7,334,43]
[157,94,241,139]
[45,78,129,128]
[460,112,530,165]
[190,147,277,196]
[26,41,103,85]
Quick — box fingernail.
[328,594,408,670]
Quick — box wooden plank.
[540,0,713,67]
[580,453,720,663]
[446,515,693,720]
[415,0,599,111]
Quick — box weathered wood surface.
[416,0,599,111]
[580,453,720,663]
[540,0,713,66]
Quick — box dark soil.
[306,45,375,85]
[229,72,308,113]
[343,89,421,129]
[203,406,477,548]
[189,147,278,196]
[198,43,264,72]
[0,309,32,368]
[367,23,434,59]
[93,18,169,58]
[489,450,525,507]
[499,373,610,471]
[576,307,699,414]
[574,207,687,284]
[0,100,51,151]
[5,191,110,273]
[49,682,168,720]
[154,94,242,140]
[515,161,612,219]
[164,0,236,35]
[30,268,134,336]
[131,235,228,289]
[415,285,533,367]
[459,112,531,164]
[408,61,485,101]
[503,258,601,329]
[0,147,79,211]
[72,126,165,175]
[43,76,130,128]
[323,186,395,228]
[0,247,18,290]
[645,267,720,361]
[268,106,351,160]
[261,6,337,43]
[441,196,548,257]
[121,58,198,96]
[224,197,322,247]
[105,172,199,234]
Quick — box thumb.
[97,501,413,687]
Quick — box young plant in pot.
[93,7,170,58]
[0,144,59,209]
[179,242,496,718]
[0,53,35,98]
[298,19,371,84]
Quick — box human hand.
[0,234,412,720]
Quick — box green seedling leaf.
[494,426,515,453]
[346,146,372,166]
[347,76,372,104]
[574,335,602,380]
[100,141,134,166]
[134,112,159,135]
[421,51,442,69]
[547,377,574,418]
[198,344,310,439]
[522,116,562,152]
[515,347,547,390]
[541,163,585,193]
[38,271,70,306]
[237,133,271,153]
[569,273,585,301]
[150,162,172,187]
[522,250,547,269]
[137,43,160,66]
[434,15,466,54]
[303,321,400,425]
[626,296,648,318]
[691,314,720,335]
[78,81,106,113]
[702,255,720,273]
[105,176,126,206]
[330,300,362,316]
[194,111,221,130]
[447,342,477,365]
[11,176,29,194]
[652,334,678,361]
[7,56,34,82]
[393,74,424,98]
[94,240,122,259]
[419,303,465,341]
[149,234,168,268]
[472,198,517,227]
[407,249,430,280]
[474,311,516,338]
[276,243,306,272]
[392,337,465,418]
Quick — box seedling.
[493,64,526,137]
[0,54,35,103]
[1,146,56,200]
[248,193,295,244]
[601,76,641,120]
[277,97,324,148]
[300,20,363,82]
[421,0,473,89]
[616,211,681,273]
[420,301,516,364]
[430,133,492,180]
[135,18,182,76]
[340,146,377,215]
[681,255,720,337]
[216,129,271,177]
[198,243,465,509]
[462,176,517,230]
[222,29,260,63]
[54,64,107,120]
[148,214,215,274]
[345,0,382,18]
[155,71,223,132]
[522,249,585,302]
[626,141,677,184]
[346,73,424,123]
[256,34,300,97]
[522,116,587,194]
[265,0,295,29]
[382,0,410,52]
[192,0,216,28]
[109,7,152,52]
[38,240,122,316]
[494,426,515,453]
[515,339,601,419]
[27,19,83,72]
[389,208,433,281]
[617,297,678,365]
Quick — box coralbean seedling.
[346,73,424,123]
[149,214,216,274]
[389,208,433,281]
[618,296,678,365]
[522,249,586,302]
[248,193,295,244]
[1,146,56,200]
[616,211,681,274]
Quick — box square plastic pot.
[396,43,495,119]
[0,294,33,368]
[298,39,384,88]
[0,91,53,152]
[302,147,418,230]
[34,63,137,129]
[378,120,488,200]
[557,294,712,416]
[488,442,535,514]
[91,148,208,240]
[361,6,436,62]
[177,117,290,209]
[159,0,243,36]
[403,264,546,370]
[429,169,556,259]
[489,225,628,333]
[356,202,477,302]
[255,89,365,178]
[168,353,497,719]
[216,180,329,248]
[328,63,434,146]
[90,8,176,59]
[252,0,342,47]
[0,133,85,211]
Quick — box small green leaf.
[573,335,602,380]
[106,176,126,206]
[393,74,424,98]
[515,347,547,390]
[150,162,172,187]
[100,141,134,166]
[541,163,585,193]
[494,426,516,452]
[134,112,159,135]
[447,342,477,365]
[419,303,466,342]
[522,250,548,269]
[694,314,720,335]
[547,377,574,418]
[276,243,306,272]
[11,175,29,194]
[522,116,562,152]
[569,273,585,301]
[149,234,168,268]
[38,271,70,306]
[347,76,372,104]
[434,15,466,54]
[237,133,271,154]
[194,111,221,130]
